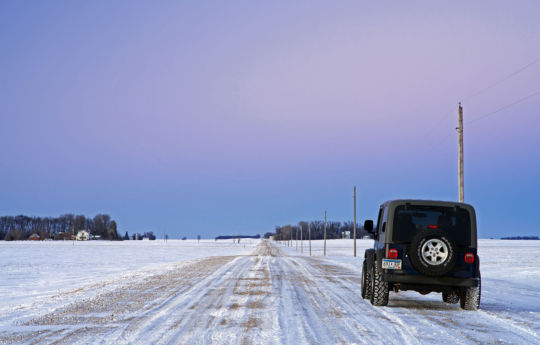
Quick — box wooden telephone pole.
[300,224,303,254]
[353,186,357,257]
[295,226,298,250]
[308,223,312,256]
[458,103,464,202]
[324,211,327,256]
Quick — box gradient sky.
[1,1,539,239]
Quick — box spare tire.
[409,229,456,276]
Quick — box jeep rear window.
[392,205,471,245]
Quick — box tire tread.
[442,292,460,304]
[361,261,372,300]
[370,262,389,306]
[460,276,481,310]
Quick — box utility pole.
[308,223,311,257]
[289,228,291,247]
[324,211,327,256]
[296,226,298,250]
[300,224,303,254]
[458,103,464,202]
[353,186,357,257]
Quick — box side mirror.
[364,220,374,233]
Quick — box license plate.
[382,259,402,270]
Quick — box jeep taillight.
[388,249,398,259]
[464,253,475,264]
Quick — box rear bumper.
[383,273,479,287]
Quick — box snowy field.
[0,239,538,344]
[0,239,257,309]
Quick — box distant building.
[29,233,40,241]
[56,232,75,241]
[76,230,90,241]
[342,231,351,239]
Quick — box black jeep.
[361,199,481,310]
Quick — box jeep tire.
[409,229,457,277]
[370,261,389,306]
[361,260,372,300]
[460,275,481,310]
[442,291,460,304]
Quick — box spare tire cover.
[409,229,457,276]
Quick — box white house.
[76,230,90,241]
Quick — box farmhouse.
[76,230,90,241]
[29,233,40,241]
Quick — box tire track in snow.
[1,256,238,344]
[112,241,281,345]
[114,256,247,344]
[274,256,420,345]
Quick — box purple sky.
[1,1,539,238]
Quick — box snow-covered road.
[1,240,539,344]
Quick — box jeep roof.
[377,199,478,248]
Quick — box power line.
[424,129,455,154]
[422,106,455,139]
[425,88,540,153]
[466,89,540,125]
[463,58,540,102]
[422,57,540,138]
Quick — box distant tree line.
[125,231,157,240]
[0,214,120,241]
[500,236,539,240]
[214,235,261,240]
[270,221,370,241]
